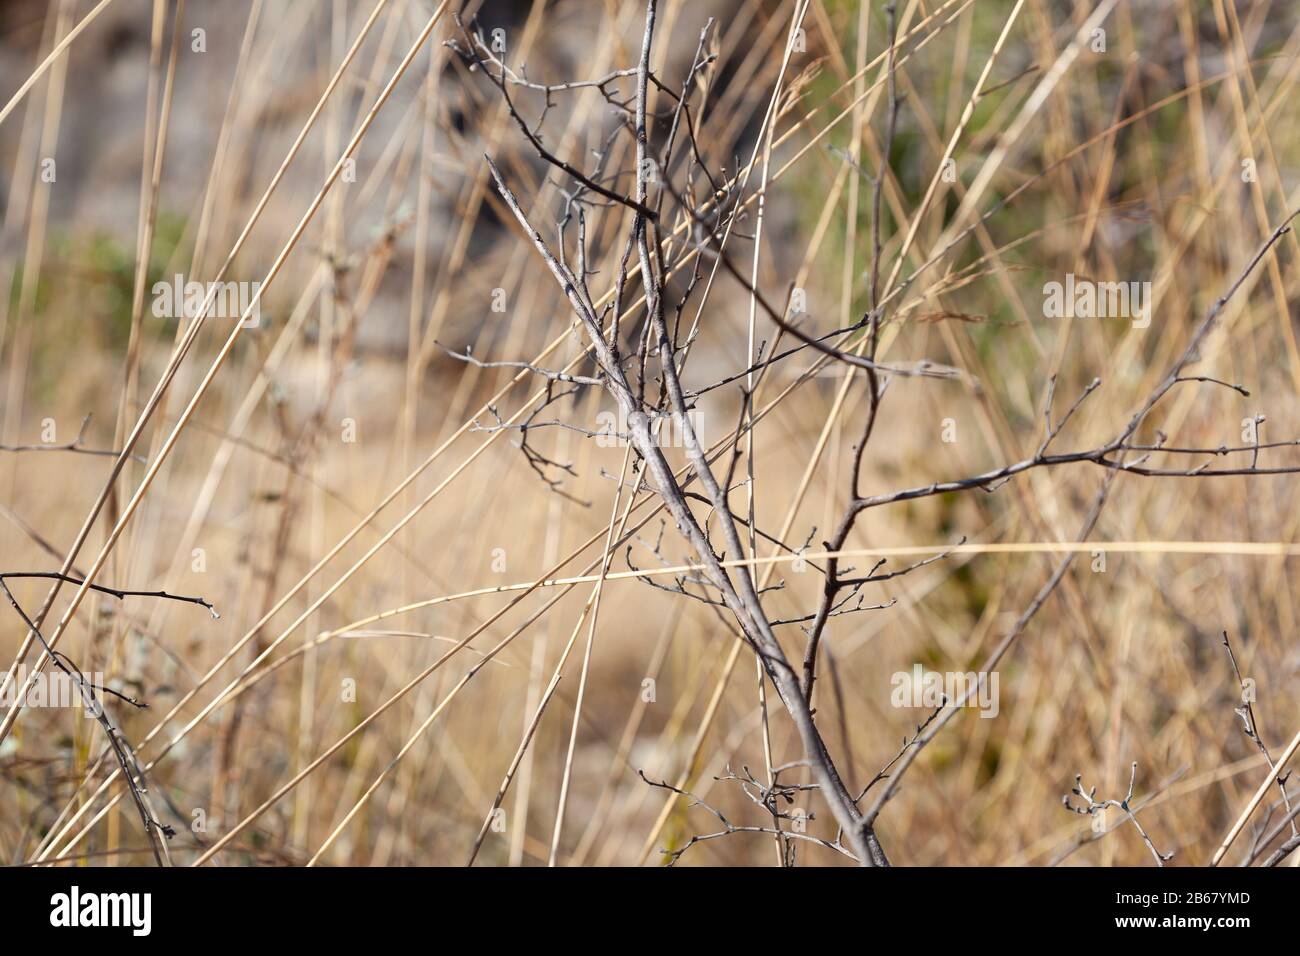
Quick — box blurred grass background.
[0,0,1298,866]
